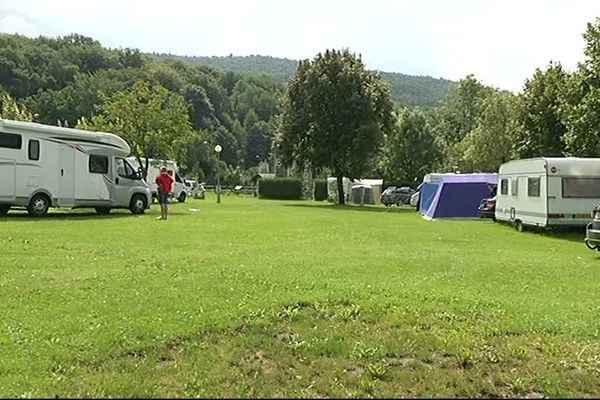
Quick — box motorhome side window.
[89,154,109,174]
[527,177,540,197]
[511,178,518,196]
[0,132,22,149]
[28,139,40,160]
[500,179,508,195]
[562,177,600,198]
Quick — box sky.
[1,0,600,92]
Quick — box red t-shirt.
[155,172,174,194]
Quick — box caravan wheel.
[27,194,50,217]
[515,220,524,232]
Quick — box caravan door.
[58,146,75,206]
[0,158,16,203]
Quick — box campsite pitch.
[1,196,599,397]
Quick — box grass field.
[1,195,600,398]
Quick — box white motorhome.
[0,119,151,216]
[495,157,600,230]
[128,158,187,203]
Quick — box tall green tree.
[433,75,493,170]
[382,108,441,186]
[561,17,600,156]
[514,62,567,158]
[460,91,518,172]
[77,80,195,178]
[278,49,395,204]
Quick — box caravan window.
[0,132,22,149]
[511,178,519,196]
[28,140,40,160]
[562,178,600,198]
[89,154,109,174]
[528,177,540,197]
[500,179,508,195]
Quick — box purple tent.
[419,174,497,219]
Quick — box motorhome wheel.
[129,194,147,215]
[0,205,9,215]
[27,194,50,217]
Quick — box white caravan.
[128,158,187,203]
[495,157,600,230]
[0,119,151,216]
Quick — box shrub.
[314,179,327,201]
[258,178,303,200]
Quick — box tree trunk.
[336,176,345,205]
[136,155,149,181]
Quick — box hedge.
[314,179,328,201]
[258,178,303,200]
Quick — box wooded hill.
[149,53,453,107]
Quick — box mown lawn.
[1,195,599,398]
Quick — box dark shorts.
[157,192,169,205]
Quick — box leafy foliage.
[76,81,195,177]
[258,178,303,200]
[0,92,32,121]
[149,53,453,107]
[514,62,567,158]
[381,108,441,186]
[460,91,518,172]
[278,49,395,204]
[313,179,328,201]
[561,17,600,157]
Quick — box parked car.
[585,202,600,250]
[381,186,416,206]
[410,191,419,207]
[478,196,496,221]
[191,182,206,199]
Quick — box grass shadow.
[529,226,586,244]
[1,210,144,221]
[1,206,200,221]
[283,203,418,214]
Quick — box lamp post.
[214,144,222,203]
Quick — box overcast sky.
[1,0,600,92]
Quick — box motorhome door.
[58,146,75,205]
[0,158,16,202]
[113,158,140,207]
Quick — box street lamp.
[214,144,222,203]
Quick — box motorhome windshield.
[116,158,141,179]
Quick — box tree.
[278,49,395,204]
[77,80,195,178]
[514,62,567,158]
[561,17,600,157]
[0,92,32,121]
[243,110,273,167]
[460,91,518,172]
[382,108,441,186]
[433,75,494,170]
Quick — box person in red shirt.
[155,166,174,220]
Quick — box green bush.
[258,178,303,200]
[314,179,327,201]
